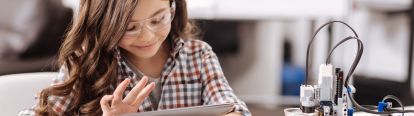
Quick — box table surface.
[284,106,414,116]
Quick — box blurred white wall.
[187,0,348,20]
[342,0,411,82]
[62,0,79,13]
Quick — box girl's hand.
[100,77,155,116]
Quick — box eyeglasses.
[123,8,174,38]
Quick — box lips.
[134,42,155,49]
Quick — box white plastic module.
[318,64,334,101]
[300,85,316,108]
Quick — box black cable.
[324,36,363,87]
[360,105,378,110]
[305,21,359,85]
[383,95,406,116]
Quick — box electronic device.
[286,21,414,116]
[123,103,233,116]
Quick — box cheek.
[156,25,172,40]
[118,38,133,49]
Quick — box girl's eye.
[151,15,166,25]
[127,25,136,31]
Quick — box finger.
[112,79,130,104]
[227,105,236,113]
[100,95,113,112]
[123,76,149,104]
[132,82,156,106]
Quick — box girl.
[19,0,250,115]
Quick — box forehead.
[132,0,170,20]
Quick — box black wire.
[325,36,362,64]
[383,95,405,116]
[305,21,359,85]
[388,108,414,112]
[324,36,363,87]
[361,105,378,109]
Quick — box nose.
[136,26,155,42]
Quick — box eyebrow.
[130,8,168,22]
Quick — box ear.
[171,9,176,19]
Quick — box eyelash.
[152,16,165,23]
[127,26,136,31]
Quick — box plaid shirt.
[19,39,251,116]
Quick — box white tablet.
[123,103,234,116]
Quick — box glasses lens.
[124,11,172,37]
[148,12,172,30]
[124,23,142,37]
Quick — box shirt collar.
[170,38,184,59]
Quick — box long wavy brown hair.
[36,0,197,115]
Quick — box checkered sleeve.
[18,66,71,115]
[199,42,251,116]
